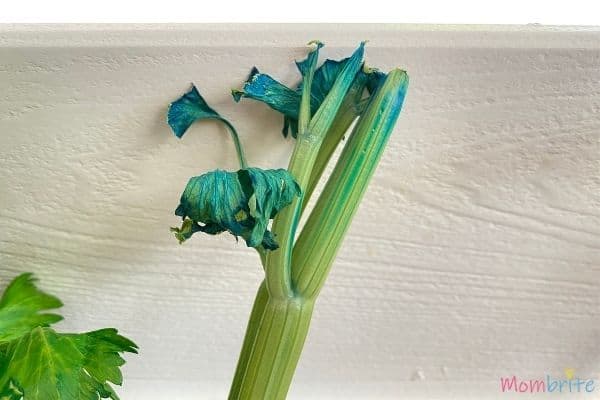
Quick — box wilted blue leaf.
[232,42,385,138]
[364,68,387,95]
[240,168,301,247]
[168,84,248,168]
[168,85,229,138]
[308,58,347,106]
[232,68,301,119]
[173,168,300,250]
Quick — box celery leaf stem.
[265,42,321,299]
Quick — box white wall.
[1,25,599,399]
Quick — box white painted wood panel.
[0,25,599,399]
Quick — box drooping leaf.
[168,84,230,138]
[170,218,205,244]
[307,42,365,134]
[172,168,300,250]
[294,40,323,78]
[168,85,248,168]
[307,58,348,106]
[174,169,249,239]
[232,43,321,138]
[240,168,302,247]
[0,273,63,342]
[232,42,383,138]
[0,327,137,400]
[232,68,301,119]
[364,68,387,95]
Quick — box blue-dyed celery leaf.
[240,168,301,247]
[232,68,301,119]
[173,168,300,250]
[168,85,230,138]
[308,58,347,106]
[294,40,323,77]
[232,42,384,138]
[364,68,387,95]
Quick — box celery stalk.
[168,43,408,400]
[228,69,408,399]
[294,69,409,298]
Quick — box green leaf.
[0,273,63,342]
[0,327,137,400]
[170,218,203,244]
[64,328,138,390]
[173,168,300,250]
[0,379,23,400]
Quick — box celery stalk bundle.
[168,41,408,399]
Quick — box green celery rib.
[228,281,269,398]
[228,49,407,400]
[302,70,372,214]
[301,100,358,214]
[292,69,409,299]
[227,282,314,400]
[266,43,364,300]
[264,42,320,299]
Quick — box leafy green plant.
[168,41,408,399]
[0,273,137,400]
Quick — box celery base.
[228,282,314,400]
